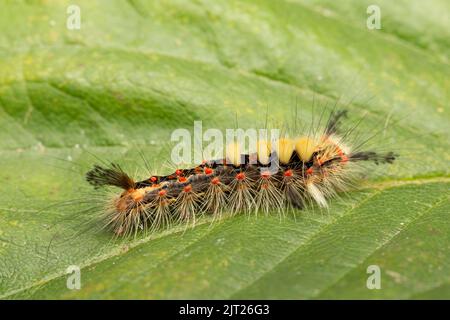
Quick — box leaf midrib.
[1,177,448,299]
[228,182,449,299]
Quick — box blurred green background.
[0,0,449,299]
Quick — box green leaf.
[0,0,449,299]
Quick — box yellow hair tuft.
[226,142,242,166]
[277,138,295,164]
[257,140,271,165]
[295,136,317,162]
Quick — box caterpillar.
[85,110,396,237]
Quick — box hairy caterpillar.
[85,110,396,237]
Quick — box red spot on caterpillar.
[175,169,182,176]
[261,183,269,189]
[150,176,157,182]
[178,176,187,183]
[211,177,220,185]
[306,167,314,175]
[235,172,245,180]
[341,155,349,163]
[337,148,344,156]
[204,167,213,175]
[184,185,192,193]
[284,169,293,177]
[260,171,271,179]
[158,190,167,197]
